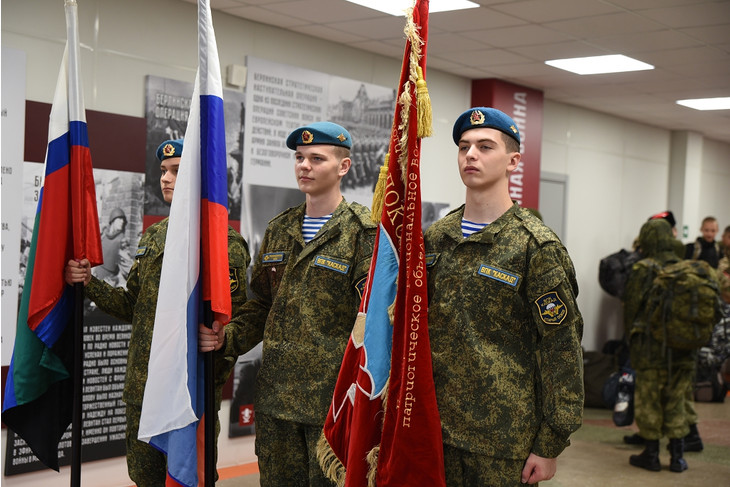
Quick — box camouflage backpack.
[643,259,722,350]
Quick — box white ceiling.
[190,0,730,143]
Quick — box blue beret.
[452,107,520,146]
[286,122,352,150]
[156,138,184,161]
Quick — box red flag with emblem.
[318,1,445,486]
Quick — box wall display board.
[3,103,147,476]
[144,75,246,225]
[240,56,396,255]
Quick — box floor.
[3,400,727,486]
[218,400,730,487]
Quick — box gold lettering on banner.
[401,149,426,429]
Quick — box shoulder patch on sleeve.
[354,275,367,299]
[229,268,240,293]
[535,291,567,325]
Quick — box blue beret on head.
[156,138,184,161]
[452,107,520,146]
[286,121,352,150]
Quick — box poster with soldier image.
[243,56,395,209]
[144,75,245,221]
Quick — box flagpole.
[203,302,215,485]
[71,282,84,487]
[66,2,84,485]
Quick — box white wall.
[542,100,730,350]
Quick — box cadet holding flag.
[64,139,251,485]
[424,107,584,486]
[204,121,376,486]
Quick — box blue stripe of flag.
[200,94,228,208]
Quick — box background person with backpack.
[623,218,721,473]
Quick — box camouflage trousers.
[443,443,532,487]
[634,367,693,440]
[125,404,220,486]
[255,412,335,487]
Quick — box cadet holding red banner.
[424,107,585,486]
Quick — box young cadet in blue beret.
[65,139,251,485]
[424,108,584,486]
[200,121,376,486]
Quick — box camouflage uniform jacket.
[234,199,376,425]
[86,218,251,408]
[424,203,584,460]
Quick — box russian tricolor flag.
[1,1,103,471]
[136,1,230,486]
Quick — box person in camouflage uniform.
[624,210,705,451]
[424,107,584,486]
[65,139,251,485]
[214,122,376,486]
[623,218,695,473]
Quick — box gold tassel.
[370,153,390,224]
[416,66,433,138]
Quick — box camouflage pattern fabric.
[255,412,335,487]
[424,203,584,461]
[86,218,251,477]
[634,367,692,440]
[624,219,696,442]
[125,405,166,486]
[234,199,376,425]
[624,219,697,371]
[443,444,533,487]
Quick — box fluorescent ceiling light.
[345,0,479,16]
[545,54,654,75]
[676,97,730,111]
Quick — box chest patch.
[313,255,350,274]
[535,291,567,325]
[477,264,520,287]
[135,246,147,258]
[262,252,286,264]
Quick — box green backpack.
[643,259,722,350]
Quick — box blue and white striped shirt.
[303,214,333,243]
[461,218,488,238]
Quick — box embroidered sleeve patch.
[135,246,147,258]
[535,291,567,325]
[477,264,520,287]
[313,255,350,274]
[354,275,367,299]
[425,253,438,267]
[262,252,285,264]
[229,268,239,293]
